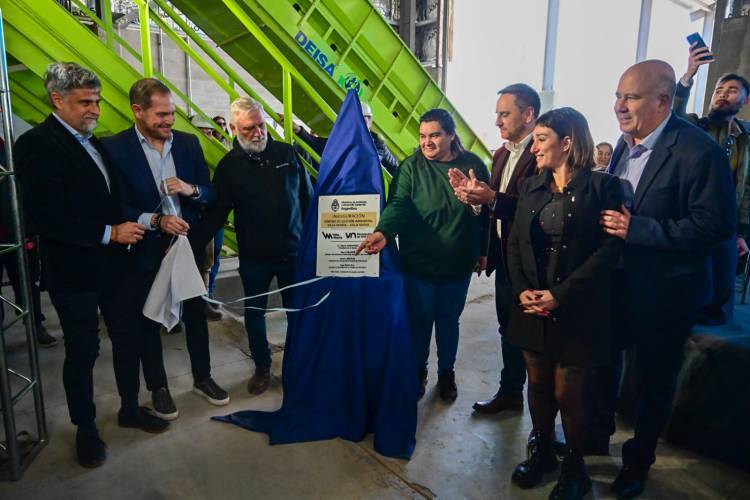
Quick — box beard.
[237,134,268,154]
[79,118,98,134]
[708,100,743,121]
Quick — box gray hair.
[230,96,264,124]
[44,62,101,105]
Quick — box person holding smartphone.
[675,35,750,325]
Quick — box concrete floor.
[1,273,749,499]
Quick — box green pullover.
[377,150,489,282]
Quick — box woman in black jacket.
[506,108,623,499]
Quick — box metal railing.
[0,7,48,481]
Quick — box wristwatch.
[151,213,163,230]
[191,184,201,199]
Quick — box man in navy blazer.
[597,60,736,497]
[103,78,230,419]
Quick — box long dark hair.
[535,107,595,172]
[419,108,466,156]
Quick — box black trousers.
[50,282,141,427]
[586,271,694,468]
[494,255,526,396]
[121,262,211,390]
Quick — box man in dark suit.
[450,84,540,414]
[102,78,230,420]
[15,62,169,468]
[598,60,736,497]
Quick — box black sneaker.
[151,387,179,420]
[36,324,57,347]
[76,428,106,468]
[438,369,458,403]
[193,377,230,406]
[118,407,170,434]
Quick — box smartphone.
[686,32,713,61]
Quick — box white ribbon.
[202,276,331,312]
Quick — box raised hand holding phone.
[684,32,715,83]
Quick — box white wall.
[447,0,707,151]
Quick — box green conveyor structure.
[2,0,492,252]
[168,0,491,165]
[1,0,227,166]
[1,0,236,247]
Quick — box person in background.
[673,42,750,325]
[190,115,214,139]
[212,115,232,148]
[0,139,55,347]
[357,109,489,404]
[594,142,613,171]
[205,116,229,321]
[284,102,400,175]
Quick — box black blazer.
[486,141,537,276]
[15,115,127,292]
[608,114,736,334]
[102,127,215,274]
[506,168,623,366]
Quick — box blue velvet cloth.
[213,91,417,459]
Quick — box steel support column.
[636,0,653,62]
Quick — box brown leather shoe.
[247,366,271,395]
[472,391,523,414]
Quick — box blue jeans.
[208,228,224,298]
[404,273,472,374]
[238,258,296,368]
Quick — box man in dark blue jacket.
[103,79,230,420]
[598,60,736,498]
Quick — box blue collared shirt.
[52,113,112,244]
[134,126,182,230]
[613,114,671,207]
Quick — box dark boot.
[418,369,428,400]
[512,431,559,489]
[247,365,271,395]
[548,450,591,500]
[437,369,457,403]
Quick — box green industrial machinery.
[2,0,492,256]
[168,0,491,165]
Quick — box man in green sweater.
[675,43,750,324]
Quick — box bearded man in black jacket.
[190,96,313,395]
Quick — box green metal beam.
[221,0,337,124]
[282,68,293,143]
[135,0,153,77]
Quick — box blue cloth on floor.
[213,90,417,459]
